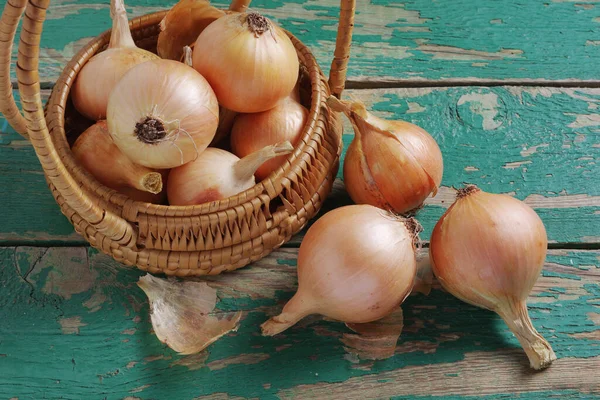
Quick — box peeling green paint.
[0,248,597,398]
[7,0,600,83]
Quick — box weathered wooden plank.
[1,86,598,245]
[0,246,598,399]
[4,0,600,84]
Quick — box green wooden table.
[1,1,599,399]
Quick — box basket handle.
[2,0,137,247]
[227,0,355,98]
[328,0,355,98]
[0,0,28,137]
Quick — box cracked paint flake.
[568,114,600,128]
[58,316,86,335]
[418,44,523,61]
[521,143,549,157]
[457,92,504,130]
[207,353,271,371]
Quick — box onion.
[231,95,307,181]
[261,205,420,336]
[72,121,165,200]
[71,0,159,121]
[107,59,219,169]
[167,142,293,205]
[157,0,225,61]
[430,185,556,370]
[328,96,443,214]
[192,12,299,113]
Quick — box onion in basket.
[71,0,159,121]
[231,92,308,181]
[192,11,300,113]
[107,59,219,169]
[167,142,293,205]
[72,121,167,203]
[157,0,225,61]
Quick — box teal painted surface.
[342,87,600,196]
[1,87,599,244]
[0,247,598,398]
[340,87,600,242]
[0,92,84,244]
[4,0,600,83]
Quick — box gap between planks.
[0,241,597,250]
[29,79,600,92]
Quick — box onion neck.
[109,0,137,49]
[261,293,315,336]
[229,0,251,12]
[457,184,481,199]
[134,171,163,194]
[497,300,556,370]
[233,141,293,182]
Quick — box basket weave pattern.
[0,0,355,276]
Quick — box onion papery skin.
[231,96,307,181]
[329,97,443,214]
[167,148,250,206]
[157,0,225,61]
[107,60,219,169]
[192,12,299,113]
[72,49,159,121]
[430,186,556,370]
[261,205,418,336]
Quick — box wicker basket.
[0,0,355,276]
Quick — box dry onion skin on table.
[261,204,420,336]
[107,59,219,169]
[157,0,225,61]
[167,141,293,205]
[327,96,443,214]
[72,121,164,198]
[231,93,308,181]
[192,11,300,113]
[429,185,556,370]
[71,0,159,121]
[137,274,242,355]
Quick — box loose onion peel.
[137,274,242,355]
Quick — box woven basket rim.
[46,9,336,218]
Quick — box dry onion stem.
[342,307,405,361]
[137,274,242,355]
